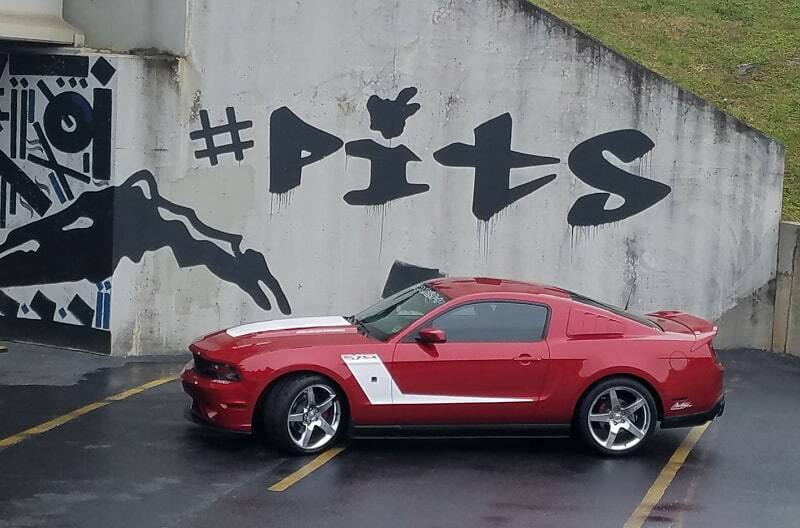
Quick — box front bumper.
[181,367,253,433]
[661,394,725,429]
[184,407,251,435]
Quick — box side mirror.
[417,328,447,344]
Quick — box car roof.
[426,277,571,300]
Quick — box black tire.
[262,374,347,455]
[576,377,658,456]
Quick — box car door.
[390,300,551,425]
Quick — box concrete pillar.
[772,221,800,356]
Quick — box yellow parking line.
[623,423,710,528]
[0,374,178,450]
[268,446,346,492]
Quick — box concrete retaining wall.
[0,0,785,355]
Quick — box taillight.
[193,354,241,382]
[709,343,723,368]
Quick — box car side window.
[428,301,549,342]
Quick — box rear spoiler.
[691,329,718,351]
[646,310,718,350]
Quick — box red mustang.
[182,277,724,456]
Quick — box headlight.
[193,354,241,382]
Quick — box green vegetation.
[533,0,800,219]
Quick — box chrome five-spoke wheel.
[287,384,341,451]
[588,386,651,451]
[263,374,347,455]
[578,377,657,455]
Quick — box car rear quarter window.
[429,301,549,342]
[569,293,660,329]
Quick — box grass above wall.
[533,0,800,219]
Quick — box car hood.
[190,316,372,362]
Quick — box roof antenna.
[623,283,635,311]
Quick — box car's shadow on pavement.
[179,419,687,463]
[350,436,583,455]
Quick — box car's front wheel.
[576,377,657,456]
[263,374,345,455]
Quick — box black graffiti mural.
[344,141,426,205]
[269,106,344,194]
[344,87,428,206]
[207,88,670,224]
[434,113,560,222]
[567,130,671,227]
[366,86,421,140]
[189,106,254,166]
[0,170,291,315]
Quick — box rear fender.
[575,367,666,420]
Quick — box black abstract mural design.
[0,52,119,352]
[0,53,114,227]
[0,53,293,353]
[382,260,446,298]
[115,170,291,314]
[0,170,291,313]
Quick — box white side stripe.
[341,354,532,405]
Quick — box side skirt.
[350,423,572,439]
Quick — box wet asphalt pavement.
[0,343,798,528]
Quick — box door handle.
[513,353,539,366]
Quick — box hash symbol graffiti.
[190,107,254,166]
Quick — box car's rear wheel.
[577,377,657,456]
[263,374,345,455]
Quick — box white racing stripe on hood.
[226,316,352,337]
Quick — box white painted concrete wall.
[113,0,783,354]
[0,0,785,354]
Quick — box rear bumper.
[661,394,725,429]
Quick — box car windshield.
[569,292,660,329]
[353,283,449,341]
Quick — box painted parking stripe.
[623,423,710,528]
[0,374,178,450]
[268,446,346,492]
